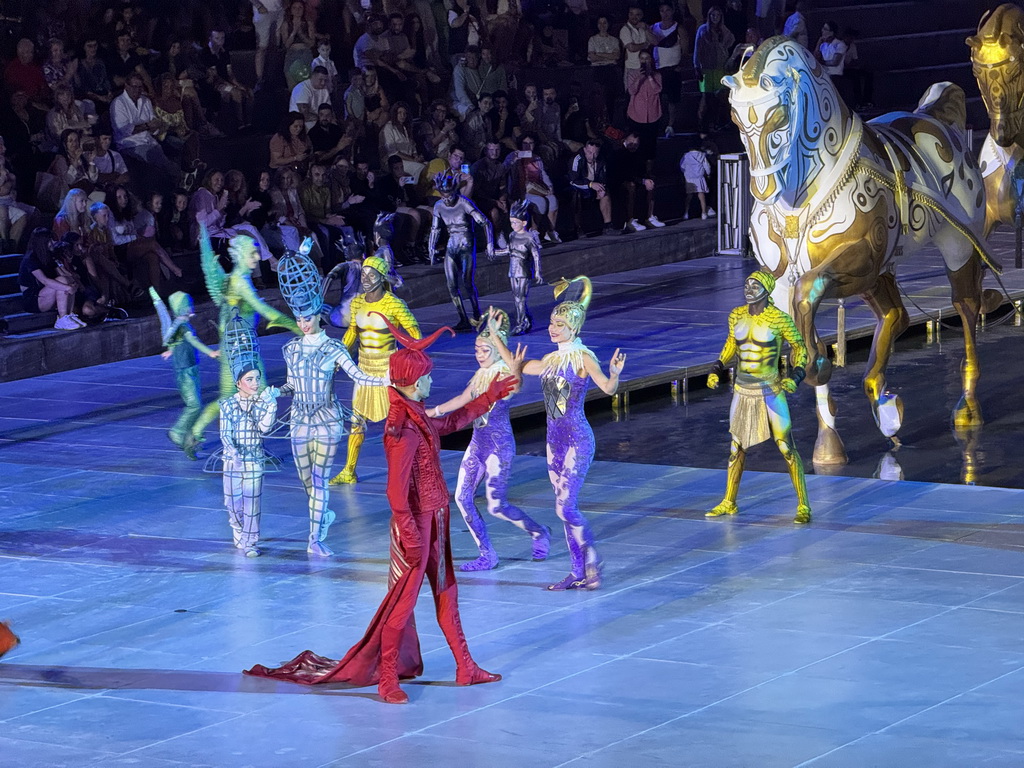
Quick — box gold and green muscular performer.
[329,256,421,484]
[191,226,299,448]
[706,271,812,524]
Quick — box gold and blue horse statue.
[725,36,1002,464]
[969,3,1024,237]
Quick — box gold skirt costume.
[352,351,392,423]
[729,378,783,450]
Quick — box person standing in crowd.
[693,6,735,133]
[620,6,654,89]
[202,28,255,133]
[681,141,715,220]
[652,2,685,137]
[280,0,317,89]
[782,1,808,50]
[251,0,285,91]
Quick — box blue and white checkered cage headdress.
[277,240,324,318]
[224,309,263,382]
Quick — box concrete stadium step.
[873,62,975,111]
[4,310,57,335]
[858,28,976,70]
[807,2,975,37]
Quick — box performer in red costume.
[245,313,518,704]
[0,621,19,659]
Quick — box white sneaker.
[626,218,646,232]
[548,230,562,244]
[683,213,690,220]
[707,207,716,217]
[701,212,708,220]
[68,313,87,328]
[54,315,81,330]
[647,215,666,228]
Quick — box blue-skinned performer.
[428,169,495,331]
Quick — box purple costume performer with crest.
[488,277,627,590]
[433,308,551,571]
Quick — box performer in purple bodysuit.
[488,277,626,590]
[432,308,551,571]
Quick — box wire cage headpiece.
[278,238,324,318]
[225,309,262,381]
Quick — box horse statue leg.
[860,271,910,440]
[788,269,848,464]
[947,254,991,428]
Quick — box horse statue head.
[723,36,854,207]
[968,3,1024,149]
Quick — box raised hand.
[609,348,626,376]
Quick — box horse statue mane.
[723,36,856,208]
[968,3,1024,234]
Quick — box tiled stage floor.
[1,252,1023,767]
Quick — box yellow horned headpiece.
[551,276,592,335]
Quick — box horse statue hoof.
[873,392,904,438]
[953,396,983,429]
[813,425,848,466]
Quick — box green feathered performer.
[152,288,220,459]
[188,226,300,452]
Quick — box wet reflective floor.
[510,320,1024,490]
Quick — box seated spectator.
[201,28,255,132]
[105,31,151,91]
[373,154,432,258]
[290,66,332,129]
[360,66,390,129]
[43,38,78,94]
[0,140,33,253]
[271,168,309,251]
[159,190,193,253]
[44,85,96,153]
[87,201,137,305]
[459,92,494,162]
[403,13,444,93]
[269,111,313,173]
[417,100,459,161]
[529,24,572,68]
[382,12,423,110]
[424,145,472,200]
[92,131,131,192]
[504,133,560,243]
[152,38,219,138]
[75,38,114,111]
[4,39,49,105]
[280,0,317,89]
[300,163,347,268]
[52,188,94,271]
[191,170,275,263]
[568,139,615,237]
[491,90,520,154]
[470,139,509,243]
[309,106,357,164]
[343,67,367,123]
[18,227,85,330]
[2,90,48,201]
[109,185,181,291]
[111,74,180,189]
[153,74,201,173]
[535,85,565,167]
[614,130,665,233]
[516,82,540,136]
[42,130,100,212]
[337,158,382,244]
[379,102,425,183]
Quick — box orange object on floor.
[0,621,19,659]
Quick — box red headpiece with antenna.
[369,311,454,386]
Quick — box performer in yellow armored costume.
[706,270,812,524]
[329,255,421,484]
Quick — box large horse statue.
[724,36,1001,464]
[968,3,1024,235]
